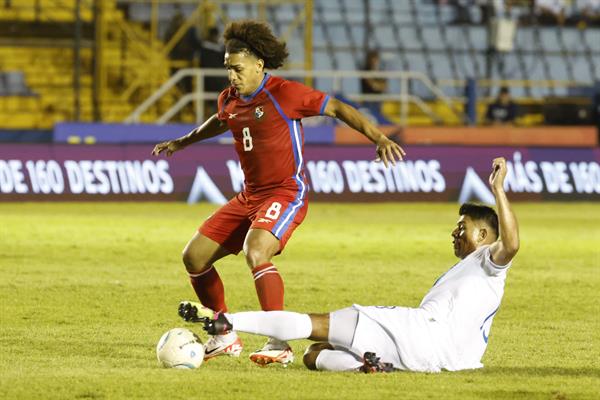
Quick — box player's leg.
[181,232,242,360]
[243,196,309,365]
[302,315,363,372]
[216,308,392,372]
[194,305,398,372]
[302,343,334,370]
[243,228,284,310]
[304,310,396,372]
[198,309,362,370]
[306,346,364,372]
[203,310,319,340]
[183,194,251,312]
[243,229,290,364]
[180,233,243,360]
[182,232,231,313]
[304,309,365,371]
[180,194,251,359]
[244,195,309,310]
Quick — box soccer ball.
[156,328,205,369]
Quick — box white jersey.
[352,245,511,372]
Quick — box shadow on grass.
[481,366,600,378]
[471,389,573,400]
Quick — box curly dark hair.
[223,20,289,69]
[459,203,499,239]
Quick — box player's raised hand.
[374,136,406,168]
[151,140,184,157]
[489,157,507,193]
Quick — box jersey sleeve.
[276,80,330,119]
[481,246,511,277]
[216,88,231,122]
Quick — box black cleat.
[359,352,395,373]
[178,301,214,323]
[202,313,233,335]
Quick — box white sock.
[315,349,363,371]
[225,311,312,341]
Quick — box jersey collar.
[240,73,270,102]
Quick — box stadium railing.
[125,68,466,126]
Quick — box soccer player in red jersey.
[152,20,405,366]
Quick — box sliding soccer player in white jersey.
[179,157,519,372]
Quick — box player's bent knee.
[182,248,209,274]
[303,350,319,370]
[244,247,271,268]
[243,230,280,268]
[303,343,334,370]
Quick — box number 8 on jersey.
[242,127,253,151]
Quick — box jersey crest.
[254,106,264,120]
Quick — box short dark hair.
[223,20,289,69]
[459,203,499,238]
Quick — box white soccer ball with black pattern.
[156,328,205,369]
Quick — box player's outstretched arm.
[151,114,229,156]
[489,157,520,265]
[323,97,406,167]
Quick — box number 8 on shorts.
[265,202,282,219]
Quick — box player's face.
[224,51,264,96]
[451,215,479,259]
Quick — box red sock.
[252,263,284,311]
[188,266,227,313]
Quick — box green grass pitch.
[1,202,599,399]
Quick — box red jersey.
[216,74,329,195]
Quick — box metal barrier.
[125,68,466,125]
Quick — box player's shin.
[251,263,284,310]
[188,266,227,313]
[315,349,363,372]
[226,311,312,341]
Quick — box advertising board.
[1,144,598,203]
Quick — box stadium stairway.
[0,0,180,129]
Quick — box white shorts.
[330,304,452,372]
[329,307,402,368]
[355,304,451,372]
